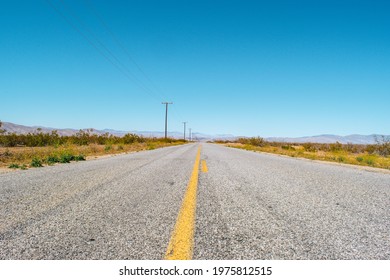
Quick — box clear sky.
[1,0,389,137]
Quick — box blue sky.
[1,0,389,137]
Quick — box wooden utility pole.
[183,122,187,141]
[162,102,173,139]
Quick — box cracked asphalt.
[1,143,389,259]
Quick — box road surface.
[1,143,389,259]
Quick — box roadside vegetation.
[214,136,390,170]
[0,122,185,169]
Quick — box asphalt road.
[1,143,389,259]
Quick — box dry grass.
[225,143,390,170]
[0,141,184,169]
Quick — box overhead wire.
[83,0,165,96]
[46,0,161,101]
[46,0,188,132]
[82,0,187,124]
[58,0,165,101]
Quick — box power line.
[58,0,162,99]
[46,0,190,134]
[81,0,191,127]
[83,0,164,96]
[46,0,161,101]
[80,1,193,128]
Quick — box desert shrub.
[8,163,20,169]
[30,157,43,167]
[366,145,376,154]
[214,140,229,144]
[0,149,13,158]
[375,135,390,157]
[249,137,265,146]
[0,129,167,148]
[302,143,317,152]
[0,121,5,134]
[0,133,19,147]
[72,130,91,145]
[46,155,60,165]
[356,156,364,162]
[363,155,376,166]
[330,142,343,152]
[345,143,357,153]
[123,133,141,144]
[59,153,74,163]
[147,143,156,150]
[74,154,86,161]
[337,156,345,162]
[159,137,177,144]
[281,145,295,151]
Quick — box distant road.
[1,143,389,259]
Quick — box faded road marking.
[165,146,201,260]
[201,160,208,173]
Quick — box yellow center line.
[164,145,201,260]
[201,160,208,173]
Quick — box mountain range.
[0,121,233,141]
[0,121,387,144]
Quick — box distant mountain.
[2,122,102,136]
[1,122,171,137]
[1,122,387,144]
[211,134,389,144]
[265,134,387,144]
[0,121,219,140]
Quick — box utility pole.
[183,122,187,141]
[161,102,173,139]
[189,128,192,141]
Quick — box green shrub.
[249,137,265,147]
[356,156,364,162]
[59,153,74,163]
[30,157,43,167]
[104,145,112,152]
[0,129,168,148]
[8,163,20,169]
[123,133,142,144]
[74,154,86,161]
[337,156,345,162]
[147,143,156,150]
[9,163,27,169]
[282,145,295,151]
[46,155,60,165]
